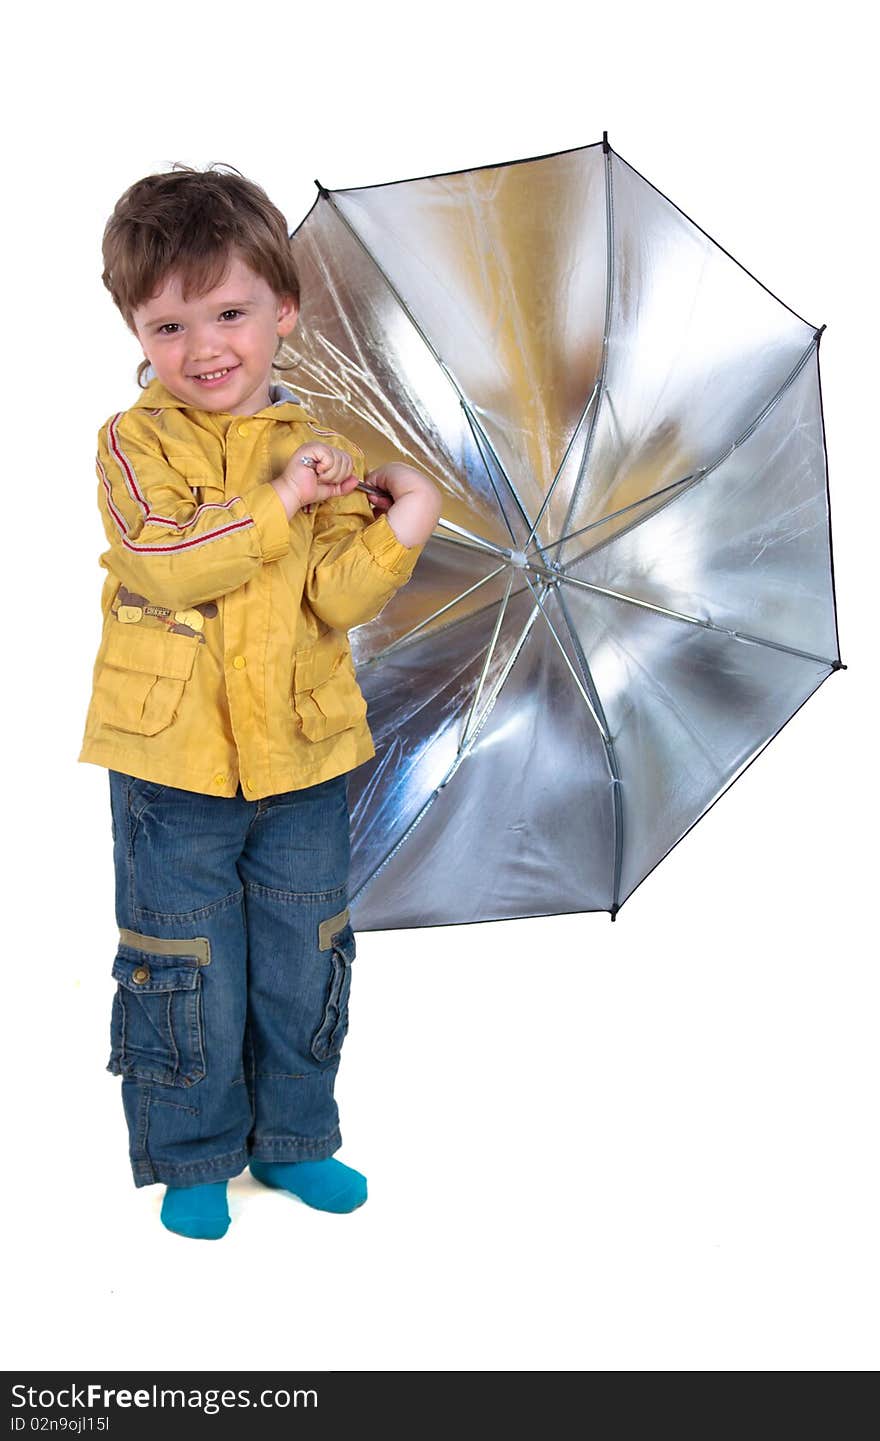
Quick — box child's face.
[131,250,298,415]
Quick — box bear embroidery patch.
[113,584,218,643]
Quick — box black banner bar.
[4,1372,573,1435]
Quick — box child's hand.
[361,469,394,515]
[365,463,443,547]
[271,444,360,518]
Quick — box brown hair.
[101,161,301,388]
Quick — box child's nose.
[189,326,224,361]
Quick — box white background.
[3,0,876,1373]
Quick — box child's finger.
[329,447,353,478]
[305,443,336,474]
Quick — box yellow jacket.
[77,377,427,800]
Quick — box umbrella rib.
[428,531,494,558]
[357,562,511,670]
[551,579,625,915]
[555,570,838,668]
[432,516,519,560]
[445,593,545,774]
[516,574,610,745]
[459,398,530,547]
[550,329,822,572]
[458,571,517,751]
[321,191,534,543]
[524,471,698,560]
[524,379,601,551]
[349,592,547,910]
[554,141,617,562]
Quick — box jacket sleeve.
[304,483,427,632]
[95,410,292,609]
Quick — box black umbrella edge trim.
[814,329,846,672]
[610,148,818,333]
[307,136,606,198]
[347,663,845,933]
[294,132,819,339]
[613,661,845,922]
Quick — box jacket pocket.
[292,632,368,743]
[94,623,199,736]
[310,920,356,1062]
[107,932,208,1087]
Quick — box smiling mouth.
[191,365,239,381]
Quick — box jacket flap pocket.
[293,631,348,692]
[112,949,200,994]
[103,622,199,680]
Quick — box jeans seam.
[243,880,348,903]
[132,1085,152,1180]
[250,1127,341,1149]
[145,1147,249,1179]
[125,776,137,928]
[157,1149,246,1172]
[252,1071,310,1080]
[133,887,244,923]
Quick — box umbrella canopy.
[280,134,844,927]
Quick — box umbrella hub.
[508,549,562,584]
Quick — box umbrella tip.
[314,179,329,198]
[602,131,610,153]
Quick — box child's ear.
[276,294,299,336]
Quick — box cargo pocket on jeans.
[107,928,209,1087]
[310,915,356,1062]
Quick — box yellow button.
[213,773,227,786]
[246,777,254,789]
[233,655,247,669]
[132,966,150,984]
[237,424,250,437]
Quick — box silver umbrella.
[279,134,845,926]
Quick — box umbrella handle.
[299,454,393,505]
[356,479,394,504]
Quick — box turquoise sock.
[249,1157,367,1213]
[160,1180,230,1240]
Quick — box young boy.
[77,163,442,1240]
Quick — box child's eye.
[156,311,242,335]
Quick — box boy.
[78,163,442,1239]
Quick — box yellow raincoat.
[77,377,427,800]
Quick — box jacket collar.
[130,369,308,419]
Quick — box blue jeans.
[106,769,356,1189]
